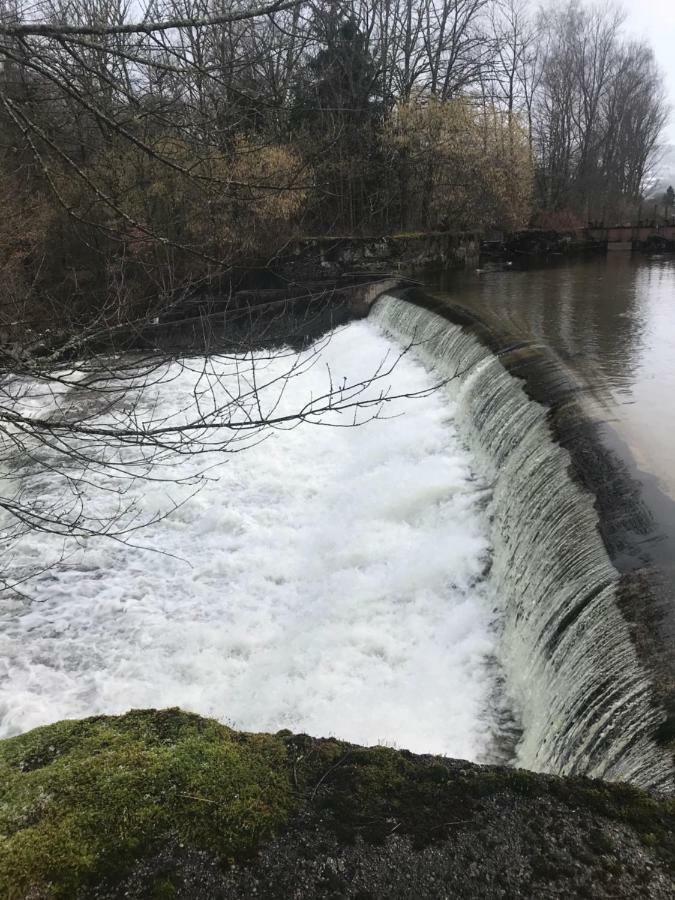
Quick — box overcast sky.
[624,2,675,147]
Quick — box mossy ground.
[1,708,674,898]
[289,736,675,858]
[0,709,292,898]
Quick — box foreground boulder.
[1,709,673,898]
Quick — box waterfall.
[371,293,674,791]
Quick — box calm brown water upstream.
[424,254,675,576]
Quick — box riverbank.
[2,707,674,899]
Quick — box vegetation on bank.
[0,0,667,339]
[1,708,674,898]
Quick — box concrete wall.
[280,232,481,276]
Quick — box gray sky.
[625,2,675,148]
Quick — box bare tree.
[0,1,445,594]
[0,0,668,592]
[530,0,668,221]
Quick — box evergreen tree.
[292,12,384,232]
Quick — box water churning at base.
[0,322,501,761]
[372,294,674,791]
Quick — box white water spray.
[372,294,673,791]
[0,321,501,760]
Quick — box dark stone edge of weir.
[2,708,674,899]
[384,285,675,756]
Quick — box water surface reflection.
[427,255,675,501]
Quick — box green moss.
[292,741,675,867]
[291,742,478,847]
[0,709,293,898]
[149,876,179,899]
[2,709,675,897]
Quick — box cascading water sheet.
[372,294,674,792]
[0,320,504,761]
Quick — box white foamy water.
[0,321,498,758]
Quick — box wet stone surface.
[1,709,674,899]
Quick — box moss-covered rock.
[0,709,292,898]
[1,708,674,898]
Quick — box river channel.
[425,254,675,583]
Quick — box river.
[425,254,675,581]
[0,321,505,760]
[2,255,674,788]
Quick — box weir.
[371,292,675,791]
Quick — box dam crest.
[371,292,674,791]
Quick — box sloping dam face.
[370,290,675,792]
